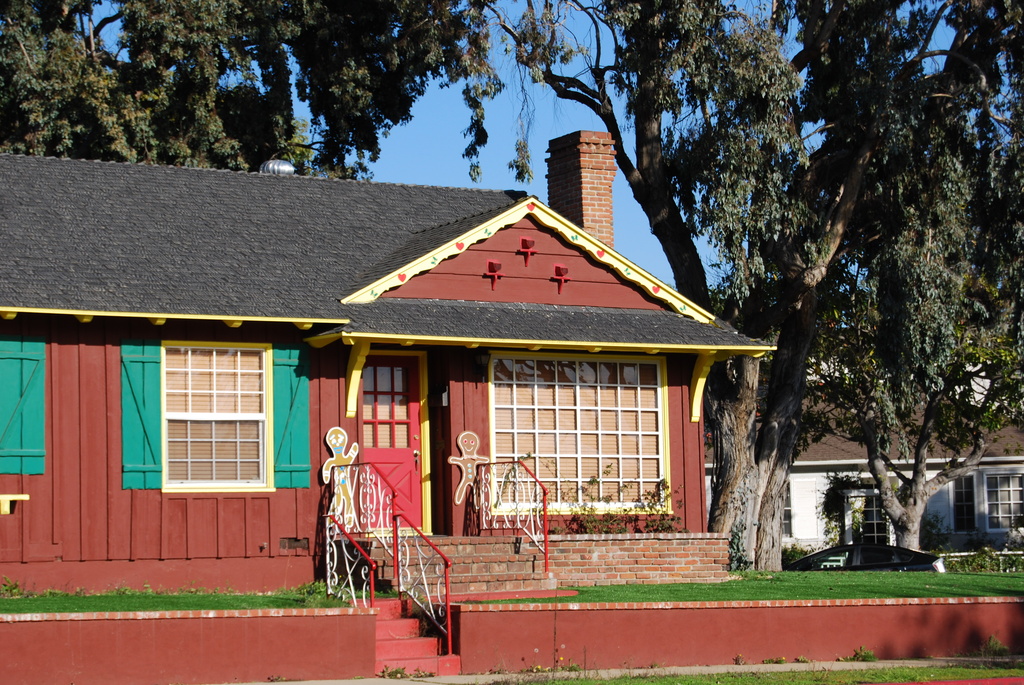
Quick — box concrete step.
[376,636,440,660]
[376,617,420,640]
[375,654,461,677]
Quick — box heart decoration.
[652,285,660,293]
[456,242,465,251]
[527,203,536,211]
[398,274,407,282]
[596,250,605,258]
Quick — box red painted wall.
[1,608,376,685]
[4,597,1018,684]
[0,315,354,592]
[0,312,709,592]
[383,217,665,309]
[454,597,1024,673]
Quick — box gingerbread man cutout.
[447,430,490,505]
[323,427,359,525]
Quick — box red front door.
[360,356,424,528]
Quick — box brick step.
[375,598,405,620]
[449,575,557,596]
[375,654,461,677]
[376,617,420,640]
[376,636,440,660]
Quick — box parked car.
[784,544,946,572]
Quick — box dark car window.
[893,549,916,563]
[860,547,897,565]
[809,550,850,570]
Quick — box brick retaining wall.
[546,532,730,584]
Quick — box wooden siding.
[0,314,708,591]
[382,216,666,309]
[0,315,353,589]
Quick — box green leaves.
[0,0,469,176]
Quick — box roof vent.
[259,159,295,175]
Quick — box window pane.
[164,347,266,487]
[490,355,665,512]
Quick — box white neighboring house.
[707,427,1024,552]
[785,427,1024,550]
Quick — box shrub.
[782,543,818,567]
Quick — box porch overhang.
[307,329,772,421]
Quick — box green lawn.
[0,583,352,614]
[524,666,1024,685]
[481,571,1024,604]
[2,571,1024,614]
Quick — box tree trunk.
[706,355,760,566]
[751,290,817,569]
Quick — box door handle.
[413,450,420,468]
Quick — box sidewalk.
[214,656,1024,685]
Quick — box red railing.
[324,459,452,647]
[472,459,549,573]
[393,513,453,654]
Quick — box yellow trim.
[0,306,345,328]
[341,197,716,322]
[344,338,372,419]
[488,351,673,515]
[159,341,277,494]
[0,494,29,515]
[309,329,773,358]
[688,351,735,423]
[357,350,432,534]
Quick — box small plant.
[411,668,435,677]
[379,665,408,679]
[839,646,877,662]
[973,635,1011,658]
[0,576,23,598]
[728,521,751,571]
[732,654,746,665]
[794,655,811,663]
[762,657,786,664]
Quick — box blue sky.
[361,82,676,285]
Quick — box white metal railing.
[324,514,377,607]
[322,431,451,646]
[393,513,452,653]
[472,460,549,572]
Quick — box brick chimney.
[546,131,616,247]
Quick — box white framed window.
[986,473,1024,530]
[953,475,976,532]
[491,355,667,509]
[164,345,268,489]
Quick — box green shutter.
[121,340,162,489]
[0,336,46,474]
[273,344,311,488]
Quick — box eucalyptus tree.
[461,0,1021,568]
[0,0,468,175]
[805,68,1024,550]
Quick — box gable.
[381,216,665,310]
[345,198,715,323]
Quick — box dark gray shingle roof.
[329,299,765,349]
[0,154,523,319]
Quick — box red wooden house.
[0,131,769,594]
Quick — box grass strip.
[477,572,1024,604]
[0,585,352,614]
[514,665,1024,685]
